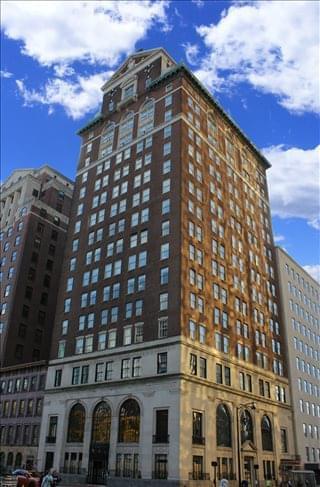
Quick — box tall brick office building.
[0,166,73,469]
[38,48,297,485]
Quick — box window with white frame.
[118,112,134,147]
[138,99,154,136]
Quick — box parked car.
[12,470,40,487]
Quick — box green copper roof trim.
[77,113,104,135]
[149,63,271,169]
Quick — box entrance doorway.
[45,452,54,472]
[87,401,111,484]
[244,456,254,487]
[88,444,109,484]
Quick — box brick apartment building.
[0,166,73,469]
[37,48,297,486]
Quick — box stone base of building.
[107,480,212,487]
[60,476,213,487]
[59,474,87,484]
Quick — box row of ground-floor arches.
[42,395,281,482]
[65,399,274,451]
[0,451,34,469]
[67,399,140,444]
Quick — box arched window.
[261,415,273,451]
[241,410,254,444]
[6,452,13,466]
[118,112,134,148]
[14,452,22,467]
[118,399,140,443]
[100,123,115,158]
[138,99,154,136]
[91,402,111,444]
[0,452,5,467]
[216,404,232,447]
[67,403,85,443]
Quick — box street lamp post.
[211,461,218,487]
[236,402,256,487]
[254,464,259,487]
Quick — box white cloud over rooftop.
[193,1,319,114]
[16,72,113,119]
[264,145,320,229]
[303,265,320,284]
[2,1,169,67]
[3,0,169,118]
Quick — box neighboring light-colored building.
[275,247,320,479]
[38,48,297,486]
[0,166,73,470]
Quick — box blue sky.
[1,0,319,280]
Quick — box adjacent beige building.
[275,247,320,479]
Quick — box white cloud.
[1,1,169,67]
[3,0,169,118]
[53,64,75,78]
[1,69,13,78]
[193,1,319,113]
[183,43,200,66]
[264,145,320,229]
[16,71,113,119]
[274,235,285,243]
[303,265,320,283]
[191,0,205,7]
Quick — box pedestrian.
[41,469,54,487]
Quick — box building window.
[160,267,169,285]
[95,363,104,382]
[121,359,130,379]
[72,367,80,385]
[157,352,167,374]
[118,399,140,443]
[154,454,168,480]
[192,411,204,445]
[261,415,273,451]
[280,428,288,453]
[91,402,111,443]
[57,341,65,358]
[158,317,168,338]
[154,410,169,444]
[134,323,143,343]
[138,99,154,136]
[67,403,85,443]
[118,112,134,147]
[192,456,203,481]
[190,353,197,375]
[54,369,62,387]
[48,416,58,443]
[159,292,168,310]
[199,357,207,378]
[105,361,113,380]
[160,243,169,260]
[81,365,89,384]
[216,404,232,447]
[27,399,33,416]
[100,123,115,157]
[132,357,141,377]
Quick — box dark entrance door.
[87,444,109,484]
[45,452,54,472]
